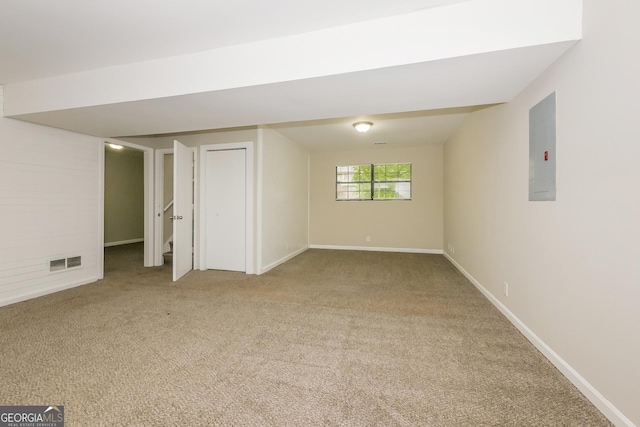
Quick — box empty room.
[0,1,638,426]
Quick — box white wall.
[259,127,309,273]
[443,1,639,424]
[310,145,443,252]
[0,87,102,306]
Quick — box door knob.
[169,216,184,220]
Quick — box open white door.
[172,140,193,281]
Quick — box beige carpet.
[0,244,611,426]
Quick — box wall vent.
[50,259,66,272]
[67,256,81,268]
[49,256,82,273]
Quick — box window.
[336,163,411,200]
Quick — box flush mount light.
[108,143,123,150]
[353,121,373,133]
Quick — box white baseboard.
[443,252,635,427]
[0,276,100,308]
[104,238,144,247]
[259,246,309,275]
[309,244,443,254]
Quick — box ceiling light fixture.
[353,121,373,133]
[108,143,123,150]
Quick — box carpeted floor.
[0,243,611,426]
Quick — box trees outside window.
[336,163,411,201]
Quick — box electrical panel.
[529,92,556,201]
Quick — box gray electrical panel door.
[529,92,556,201]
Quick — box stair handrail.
[164,200,174,213]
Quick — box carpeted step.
[163,241,173,264]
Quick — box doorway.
[102,139,154,276]
[154,142,196,281]
[154,150,174,265]
[104,144,144,247]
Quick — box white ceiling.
[0,0,468,84]
[0,0,581,148]
[271,107,485,151]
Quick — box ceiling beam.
[3,0,582,137]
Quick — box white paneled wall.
[0,112,102,306]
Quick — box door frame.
[199,142,255,274]
[154,148,174,266]
[102,138,155,275]
[154,147,198,268]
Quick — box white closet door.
[205,149,246,272]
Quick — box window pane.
[374,183,396,199]
[373,182,411,199]
[374,163,411,182]
[398,164,411,179]
[337,183,371,200]
[360,186,372,199]
[395,182,411,199]
[336,173,350,183]
[373,164,386,181]
[352,165,371,182]
[386,164,398,180]
[338,163,410,201]
[337,165,370,183]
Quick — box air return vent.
[67,256,81,268]
[49,259,66,272]
[49,256,82,273]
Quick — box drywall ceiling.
[0,0,582,140]
[270,107,485,151]
[13,42,574,139]
[0,0,469,84]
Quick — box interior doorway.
[103,142,146,276]
[154,148,175,267]
[101,139,155,278]
[154,143,195,281]
[104,143,145,249]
